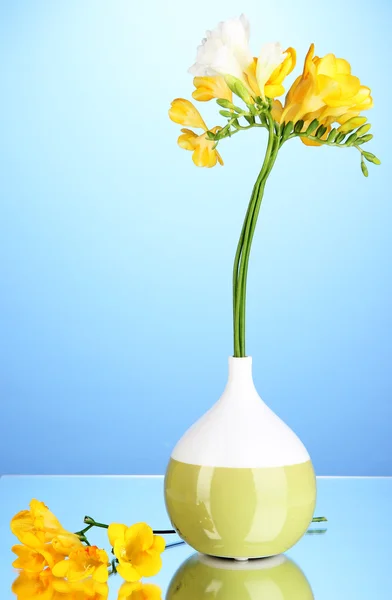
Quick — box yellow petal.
[178,128,197,150]
[152,534,166,553]
[93,563,109,583]
[125,522,154,550]
[192,76,232,102]
[52,558,70,578]
[264,83,285,98]
[108,523,127,547]
[116,562,142,582]
[169,99,207,130]
[134,551,162,577]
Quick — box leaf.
[294,120,304,133]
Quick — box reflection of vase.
[164,357,316,559]
[166,552,314,600]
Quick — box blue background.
[0,0,391,475]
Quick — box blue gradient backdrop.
[1,0,391,475]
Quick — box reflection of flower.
[52,546,109,583]
[118,581,162,600]
[11,499,82,556]
[108,523,165,582]
[11,570,109,600]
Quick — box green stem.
[233,113,279,357]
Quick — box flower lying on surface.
[52,546,110,583]
[11,499,82,556]
[108,522,165,582]
[12,543,63,573]
[169,99,223,167]
[12,570,109,600]
[118,581,162,600]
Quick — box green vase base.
[165,458,316,558]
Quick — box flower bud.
[224,75,254,105]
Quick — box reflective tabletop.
[1,476,391,598]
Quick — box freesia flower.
[11,499,82,556]
[108,522,165,582]
[118,582,162,600]
[189,14,252,82]
[52,546,110,583]
[12,543,63,572]
[188,15,294,102]
[12,570,109,600]
[169,99,223,167]
[192,76,232,102]
[272,43,373,144]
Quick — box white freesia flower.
[188,14,253,82]
[256,42,288,96]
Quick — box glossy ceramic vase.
[164,356,316,559]
[166,552,314,600]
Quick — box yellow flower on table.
[11,499,82,556]
[272,43,373,145]
[169,98,223,167]
[108,522,165,582]
[52,545,110,583]
[118,581,162,600]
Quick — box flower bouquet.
[164,14,379,560]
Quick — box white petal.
[256,42,287,92]
[188,15,252,79]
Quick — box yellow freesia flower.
[52,546,109,583]
[118,582,162,600]
[273,44,373,144]
[192,76,232,102]
[245,46,296,99]
[12,570,109,600]
[11,499,82,556]
[12,543,63,572]
[108,522,165,582]
[169,99,223,167]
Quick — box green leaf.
[224,75,254,105]
[294,120,304,133]
[316,125,327,139]
[306,119,319,135]
[205,131,216,140]
[355,123,371,136]
[345,132,358,145]
[356,134,374,145]
[282,121,294,141]
[361,159,369,177]
[244,115,255,125]
[327,129,338,143]
[219,109,235,118]
[335,132,346,144]
[216,99,234,109]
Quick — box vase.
[166,553,314,600]
[164,356,316,559]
